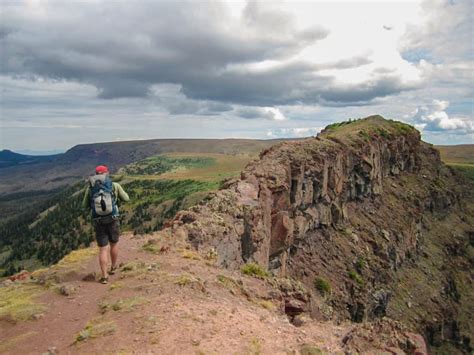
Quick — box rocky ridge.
[160,116,473,353]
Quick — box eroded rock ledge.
[169,116,424,273]
[158,116,473,353]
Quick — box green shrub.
[75,320,117,343]
[377,128,392,139]
[388,120,414,134]
[240,263,269,278]
[324,119,354,131]
[355,257,366,272]
[314,277,331,295]
[348,270,364,286]
[300,344,324,355]
[358,130,371,141]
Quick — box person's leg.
[99,245,109,279]
[94,222,109,280]
[110,242,118,269]
[108,219,121,272]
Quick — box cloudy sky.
[0,0,472,152]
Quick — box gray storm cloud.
[1,0,416,107]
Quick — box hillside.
[436,145,474,182]
[1,116,472,354]
[0,139,288,195]
[0,152,255,276]
[151,116,473,353]
[0,150,59,169]
[436,145,474,165]
[0,233,427,354]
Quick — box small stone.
[407,301,412,308]
[192,339,200,346]
[59,285,76,296]
[351,233,359,243]
[82,273,96,282]
[292,314,308,327]
[1,279,13,287]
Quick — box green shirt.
[82,181,130,210]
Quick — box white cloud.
[1,0,473,150]
[267,126,323,138]
[235,107,286,121]
[405,99,473,133]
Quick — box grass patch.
[56,247,98,269]
[109,281,124,291]
[324,119,357,131]
[120,155,216,176]
[240,263,269,278]
[99,296,148,313]
[300,344,324,355]
[216,274,247,296]
[437,145,474,165]
[0,283,47,321]
[355,257,366,272]
[448,163,474,182]
[348,270,364,286]
[257,300,276,310]
[119,261,148,278]
[174,274,206,292]
[387,119,415,135]
[174,274,196,286]
[248,337,262,355]
[314,277,331,296]
[182,250,202,260]
[120,261,146,272]
[358,130,371,141]
[75,319,117,343]
[142,240,163,254]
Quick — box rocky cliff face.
[160,116,473,353]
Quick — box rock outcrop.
[159,116,473,353]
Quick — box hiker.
[82,165,129,284]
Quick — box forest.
[0,177,217,276]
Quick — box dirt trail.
[0,233,348,354]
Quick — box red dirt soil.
[0,233,348,354]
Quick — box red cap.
[95,165,109,174]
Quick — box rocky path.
[0,233,348,354]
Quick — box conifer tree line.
[0,178,215,276]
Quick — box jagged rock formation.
[162,116,473,353]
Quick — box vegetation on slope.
[0,152,250,277]
[119,155,216,176]
[321,116,416,144]
[435,145,474,182]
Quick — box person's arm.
[82,185,91,209]
[114,183,129,202]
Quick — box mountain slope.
[154,116,473,353]
[0,139,288,195]
[0,233,427,354]
[1,116,471,354]
[0,150,59,169]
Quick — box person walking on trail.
[82,165,129,284]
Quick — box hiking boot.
[99,277,108,284]
[109,266,118,275]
